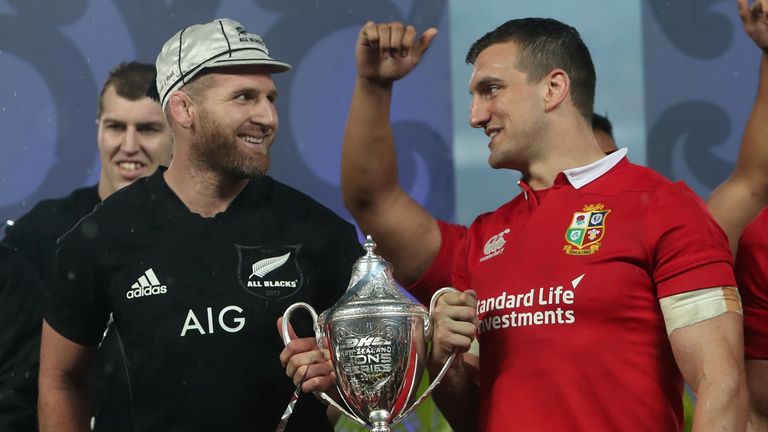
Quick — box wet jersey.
[45,168,362,432]
[411,150,735,432]
[736,208,768,359]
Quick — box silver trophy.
[281,235,457,432]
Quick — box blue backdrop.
[0,0,760,232]
[0,0,453,226]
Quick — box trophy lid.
[323,235,427,321]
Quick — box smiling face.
[185,66,278,179]
[97,85,173,198]
[468,42,547,171]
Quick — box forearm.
[38,376,90,432]
[341,77,399,213]
[429,359,480,432]
[690,370,749,431]
[733,53,768,198]
[340,76,441,285]
[707,54,768,253]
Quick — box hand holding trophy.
[280,236,457,432]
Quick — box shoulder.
[597,161,709,212]
[0,242,41,288]
[9,185,98,224]
[259,177,355,229]
[4,185,100,244]
[59,180,155,249]
[467,193,524,233]
[601,160,678,193]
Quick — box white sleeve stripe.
[659,287,742,336]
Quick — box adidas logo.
[249,252,290,279]
[126,268,167,299]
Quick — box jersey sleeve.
[406,220,468,305]
[43,225,111,346]
[646,182,736,299]
[735,210,768,359]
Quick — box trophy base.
[370,409,391,432]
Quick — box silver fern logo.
[250,252,291,278]
[236,244,303,301]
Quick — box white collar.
[562,148,627,189]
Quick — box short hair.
[465,18,596,123]
[592,112,613,138]
[97,62,157,119]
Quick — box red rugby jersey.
[736,208,768,359]
[411,151,735,432]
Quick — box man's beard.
[190,112,271,179]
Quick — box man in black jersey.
[39,18,361,432]
[2,62,172,432]
[0,243,44,432]
[4,61,172,289]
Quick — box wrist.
[428,352,464,380]
[357,75,394,91]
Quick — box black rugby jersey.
[46,168,362,431]
[4,185,100,286]
[0,243,43,432]
[3,185,134,431]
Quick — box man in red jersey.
[281,17,747,432]
[707,2,768,430]
[734,209,768,431]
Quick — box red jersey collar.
[560,148,627,189]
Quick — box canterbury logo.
[249,252,291,279]
[484,228,510,255]
[480,228,511,262]
[127,268,167,299]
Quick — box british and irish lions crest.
[564,203,610,256]
[281,236,457,432]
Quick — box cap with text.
[154,18,291,109]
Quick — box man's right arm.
[38,320,94,432]
[707,0,768,253]
[341,21,442,286]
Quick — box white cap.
[153,18,291,109]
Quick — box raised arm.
[38,320,95,432]
[341,22,443,286]
[708,0,768,253]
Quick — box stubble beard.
[191,112,271,179]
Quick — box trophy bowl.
[281,236,456,432]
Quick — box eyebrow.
[231,87,279,100]
[101,118,164,126]
[469,76,504,94]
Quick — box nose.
[122,126,140,154]
[250,98,278,133]
[469,97,489,129]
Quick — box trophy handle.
[392,287,460,424]
[281,302,320,346]
[280,302,367,427]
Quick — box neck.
[164,158,249,218]
[520,117,606,190]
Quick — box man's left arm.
[666,296,748,431]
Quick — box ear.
[542,69,570,113]
[167,91,196,129]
